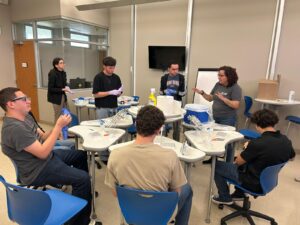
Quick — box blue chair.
[116,185,179,225]
[285,115,300,136]
[0,175,87,225]
[239,129,261,140]
[244,96,253,128]
[69,112,79,127]
[132,95,140,102]
[220,163,286,225]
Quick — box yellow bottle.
[148,88,157,106]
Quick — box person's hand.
[118,85,123,93]
[243,141,250,150]
[215,92,226,101]
[63,86,74,94]
[192,88,202,95]
[56,114,72,129]
[108,89,121,96]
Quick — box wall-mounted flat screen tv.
[148,46,186,71]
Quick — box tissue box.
[257,79,279,100]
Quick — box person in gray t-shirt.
[0,87,92,225]
[193,66,242,162]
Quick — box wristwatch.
[200,90,204,95]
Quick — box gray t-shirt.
[1,117,52,185]
[210,83,242,118]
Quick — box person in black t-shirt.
[92,56,122,120]
[212,109,295,205]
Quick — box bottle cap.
[150,88,155,93]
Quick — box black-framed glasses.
[11,96,31,102]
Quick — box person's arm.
[24,115,71,159]
[93,91,110,98]
[215,92,240,109]
[192,88,213,102]
[178,75,186,97]
[170,187,181,194]
[159,75,166,95]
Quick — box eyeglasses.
[11,96,31,102]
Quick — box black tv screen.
[148,46,186,70]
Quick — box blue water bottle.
[61,108,71,140]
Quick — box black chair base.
[220,197,277,225]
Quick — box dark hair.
[52,57,63,68]
[168,62,179,68]
[103,56,117,66]
[251,109,279,128]
[136,105,165,137]
[0,87,20,111]
[219,66,238,87]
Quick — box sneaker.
[212,195,233,205]
[230,190,245,201]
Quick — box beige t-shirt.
[105,143,187,192]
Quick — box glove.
[118,85,123,93]
[165,88,177,96]
[108,89,121,96]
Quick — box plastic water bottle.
[61,108,71,140]
[148,88,157,106]
[288,90,295,102]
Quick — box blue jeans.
[96,107,117,119]
[175,183,193,225]
[214,160,240,200]
[214,115,237,162]
[53,139,75,151]
[96,107,117,161]
[31,149,91,225]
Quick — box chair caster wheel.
[221,220,226,225]
[271,221,278,225]
[218,204,224,209]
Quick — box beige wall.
[0,4,16,117]
[60,0,109,27]
[275,0,300,149]
[11,0,61,21]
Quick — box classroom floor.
[0,122,300,225]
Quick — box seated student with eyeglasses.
[0,87,92,225]
[212,109,295,205]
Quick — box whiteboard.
[193,68,219,109]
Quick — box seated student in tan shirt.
[105,105,193,225]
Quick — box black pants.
[32,149,91,225]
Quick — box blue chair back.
[259,162,286,195]
[0,175,51,225]
[244,96,253,118]
[0,175,87,225]
[69,113,79,127]
[116,186,179,225]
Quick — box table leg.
[173,121,180,141]
[90,151,101,222]
[88,108,90,120]
[75,136,79,149]
[205,156,216,223]
[184,162,191,182]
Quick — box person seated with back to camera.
[212,109,295,205]
[0,87,92,225]
[105,105,193,225]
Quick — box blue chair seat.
[239,129,261,140]
[286,115,300,124]
[0,175,87,225]
[220,163,286,225]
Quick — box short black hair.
[103,56,117,66]
[0,87,20,111]
[52,57,63,67]
[136,105,165,137]
[168,63,179,68]
[251,109,279,128]
[219,66,238,87]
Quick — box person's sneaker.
[212,195,233,205]
[230,190,246,201]
[295,177,300,182]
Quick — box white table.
[182,121,236,132]
[68,126,125,223]
[108,136,206,181]
[80,115,133,129]
[184,130,244,223]
[255,98,300,106]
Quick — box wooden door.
[13,41,40,120]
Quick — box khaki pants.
[53,97,69,123]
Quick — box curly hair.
[251,109,279,128]
[219,66,238,87]
[136,105,165,137]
